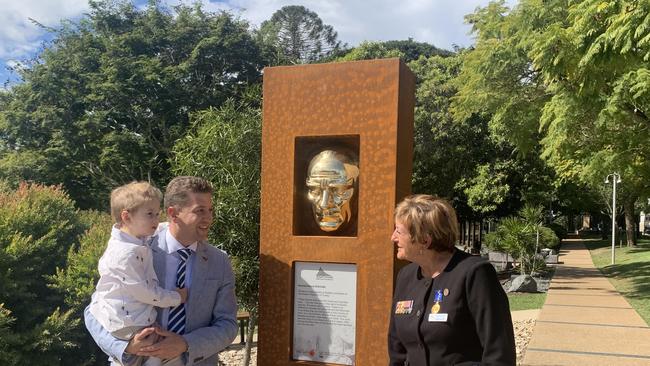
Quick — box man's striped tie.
[168,248,192,334]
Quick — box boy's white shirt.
[89,225,181,333]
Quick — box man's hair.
[394,194,459,252]
[110,181,162,224]
[164,176,213,209]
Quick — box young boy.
[89,182,187,365]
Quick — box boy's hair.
[394,194,459,252]
[164,176,213,209]
[110,181,163,224]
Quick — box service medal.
[434,289,443,302]
[431,302,440,314]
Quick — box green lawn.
[584,237,650,325]
[507,292,547,311]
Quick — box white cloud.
[217,0,518,50]
[0,0,90,59]
[148,0,504,49]
[0,0,518,58]
[0,0,518,84]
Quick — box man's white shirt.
[160,228,197,330]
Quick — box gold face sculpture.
[306,150,359,232]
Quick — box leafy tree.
[335,41,404,62]
[338,40,559,222]
[257,5,343,65]
[409,53,558,220]
[453,0,650,244]
[171,93,261,365]
[338,47,491,216]
[457,163,510,214]
[452,0,557,154]
[334,39,453,63]
[409,55,493,205]
[0,0,263,209]
[533,0,650,245]
[381,39,454,62]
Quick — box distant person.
[85,176,237,366]
[88,181,187,366]
[388,194,516,366]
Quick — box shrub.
[547,222,567,242]
[0,304,17,364]
[0,183,81,325]
[484,231,506,253]
[0,179,13,194]
[485,205,559,275]
[486,216,537,274]
[0,182,87,365]
[539,226,561,251]
[50,211,111,314]
[49,210,112,366]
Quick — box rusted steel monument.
[258,58,415,365]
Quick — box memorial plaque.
[293,262,356,365]
[259,58,415,366]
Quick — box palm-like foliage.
[485,204,558,275]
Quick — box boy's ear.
[120,210,131,224]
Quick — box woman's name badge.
[428,313,448,322]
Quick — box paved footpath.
[523,239,650,366]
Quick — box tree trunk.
[460,220,466,246]
[567,212,577,234]
[623,198,637,247]
[478,219,483,253]
[242,308,258,366]
[472,222,480,253]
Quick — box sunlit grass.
[584,237,650,325]
[508,292,547,311]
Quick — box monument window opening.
[293,135,360,237]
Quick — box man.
[85,176,238,366]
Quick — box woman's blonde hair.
[110,181,162,224]
[394,194,459,252]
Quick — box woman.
[388,195,515,366]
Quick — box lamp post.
[605,173,621,265]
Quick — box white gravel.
[513,318,536,365]
[218,317,536,366]
[219,344,257,366]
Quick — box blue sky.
[0,0,517,88]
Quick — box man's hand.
[125,327,157,354]
[137,328,188,359]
